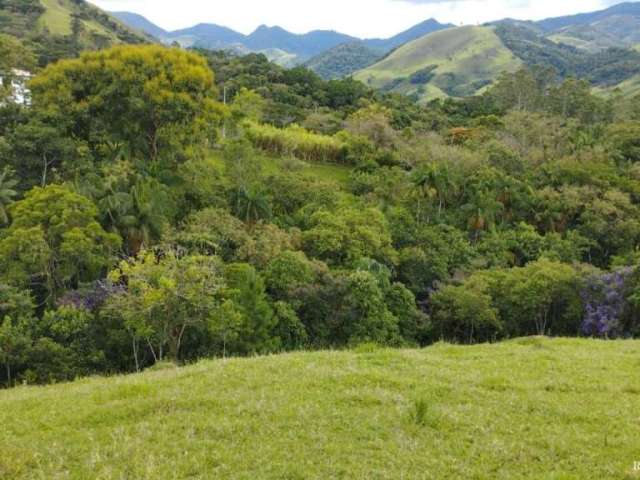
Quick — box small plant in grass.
[410,398,430,427]
[148,361,179,372]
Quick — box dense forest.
[1,39,640,387]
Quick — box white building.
[0,69,33,106]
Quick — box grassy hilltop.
[1,338,639,479]
[355,26,522,101]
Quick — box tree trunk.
[5,362,11,388]
[132,337,140,373]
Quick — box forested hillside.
[357,3,640,100]
[1,39,640,386]
[305,42,382,79]
[0,0,150,65]
[355,26,522,100]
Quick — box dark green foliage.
[495,24,640,87]
[4,41,640,389]
[305,42,381,80]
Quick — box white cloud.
[90,0,621,38]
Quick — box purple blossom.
[581,269,632,338]
[58,280,125,312]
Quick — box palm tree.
[463,190,504,242]
[121,180,168,254]
[0,167,18,225]
[410,163,453,223]
[233,186,272,224]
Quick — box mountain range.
[111,12,452,68]
[1,1,640,102]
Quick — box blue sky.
[91,0,626,37]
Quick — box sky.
[90,0,625,38]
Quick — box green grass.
[39,0,122,40]
[355,26,522,101]
[1,338,639,479]
[595,74,640,98]
[209,150,352,185]
[39,0,72,35]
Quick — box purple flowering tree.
[58,280,125,312]
[581,269,632,338]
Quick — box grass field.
[39,0,134,42]
[595,74,640,98]
[355,26,522,101]
[209,150,352,185]
[39,0,73,35]
[1,338,639,479]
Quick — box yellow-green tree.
[30,45,224,166]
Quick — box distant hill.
[356,2,640,101]
[536,2,640,51]
[537,2,640,33]
[355,26,522,101]
[364,18,452,52]
[0,0,151,66]
[243,25,357,58]
[305,42,382,79]
[167,23,246,49]
[112,13,451,68]
[110,11,167,39]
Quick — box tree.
[340,271,401,346]
[223,263,277,354]
[208,300,242,359]
[265,251,316,298]
[430,280,501,344]
[92,164,173,255]
[0,34,35,102]
[171,207,249,260]
[0,316,29,386]
[0,185,121,300]
[107,251,225,363]
[29,45,224,166]
[483,259,582,336]
[232,186,272,224]
[302,206,397,266]
[0,167,18,224]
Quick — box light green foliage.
[0,33,35,73]
[607,121,640,163]
[272,301,308,350]
[172,207,250,260]
[0,185,120,297]
[1,340,638,478]
[342,270,401,345]
[265,250,316,298]
[231,88,266,122]
[107,251,225,362]
[208,300,242,359]
[481,259,583,336]
[302,206,397,266]
[430,280,501,343]
[237,224,299,268]
[245,121,348,163]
